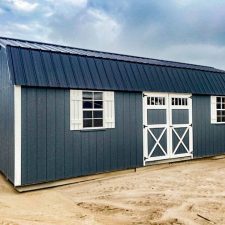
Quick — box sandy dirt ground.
[1,157,225,225]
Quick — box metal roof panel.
[4,44,225,95]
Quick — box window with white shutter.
[70,90,115,130]
[70,90,83,130]
[211,96,225,124]
[104,91,115,128]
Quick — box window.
[147,97,165,106]
[171,97,188,106]
[70,90,115,130]
[211,96,225,123]
[83,91,103,128]
[215,97,225,122]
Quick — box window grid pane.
[83,92,93,100]
[172,97,188,106]
[94,111,103,119]
[94,119,103,127]
[94,92,103,100]
[147,97,165,106]
[94,101,103,109]
[83,119,93,128]
[83,111,92,119]
[82,91,104,128]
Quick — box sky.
[0,0,225,70]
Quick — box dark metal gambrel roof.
[1,36,225,95]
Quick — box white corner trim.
[14,85,21,186]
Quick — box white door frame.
[143,93,170,163]
[169,93,193,158]
[143,92,193,165]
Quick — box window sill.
[211,122,225,125]
[80,128,106,132]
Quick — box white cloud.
[87,9,121,43]
[6,0,38,12]
[46,0,87,10]
[46,7,121,51]
[44,0,87,19]
[154,44,225,70]
[61,0,87,7]
[0,21,50,41]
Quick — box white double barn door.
[143,93,193,163]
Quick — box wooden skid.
[15,154,225,192]
[15,168,136,192]
[144,156,192,166]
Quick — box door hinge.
[143,125,148,129]
[143,93,147,97]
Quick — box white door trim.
[143,93,169,164]
[14,85,21,186]
[143,92,193,164]
[169,93,193,157]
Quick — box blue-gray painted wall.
[21,87,143,185]
[17,87,225,186]
[192,95,225,157]
[0,47,14,183]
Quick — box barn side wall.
[193,95,225,157]
[21,87,143,185]
[0,47,15,182]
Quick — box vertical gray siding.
[0,47,14,182]
[21,88,143,185]
[193,95,225,157]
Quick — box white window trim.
[169,94,191,110]
[14,85,21,186]
[70,90,115,130]
[146,93,168,109]
[82,90,104,130]
[211,96,225,124]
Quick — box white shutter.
[70,90,83,130]
[104,91,115,128]
[211,96,217,123]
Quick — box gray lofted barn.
[0,36,225,189]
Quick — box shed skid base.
[145,156,192,166]
[14,154,225,192]
[15,168,136,192]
